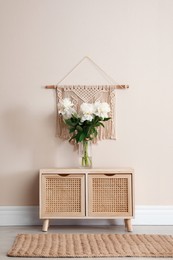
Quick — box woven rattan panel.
[88,175,131,217]
[42,175,85,217]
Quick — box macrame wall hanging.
[45,56,129,142]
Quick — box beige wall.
[0,0,173,206]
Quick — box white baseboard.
[0,206,173,226]
[133,205,173,225]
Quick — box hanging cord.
[45,56,129,89]
[84,56,117,85]
[56,56,87,85]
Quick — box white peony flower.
[80,103,94,122]
[80,103,94,115]
[81,114,94,122]
[58,98,74,110]
[58,98,76,119]
[94,101,110,119]
[62,108,76,119]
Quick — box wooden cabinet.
[39,169,134,232]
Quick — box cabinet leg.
[124,219,133,232]
[42,219,49,232]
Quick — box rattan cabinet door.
[40,174,85,218]
[88,174,132,217]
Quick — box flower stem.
[81,140,92,167]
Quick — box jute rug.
[7,233,173,258]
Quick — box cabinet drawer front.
[40,174,85,218]
[88,174,132,217]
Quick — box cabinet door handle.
[104,174,116,176]
[58,174,70,177]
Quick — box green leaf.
[69,127,75,133]
[99,122,105,127]
[95,122,101,127]
[102,117,111,121]
[79,132,86,142]
[64,119,76,127]
[76,125,83,132]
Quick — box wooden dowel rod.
[116,85,129,89]
[45,85,57,89]
[45,85,129,89]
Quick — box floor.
[1,225,173,259]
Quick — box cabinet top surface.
[40,168,134,174]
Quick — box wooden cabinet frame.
[39,168,134,232]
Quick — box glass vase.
[79,140,92,168]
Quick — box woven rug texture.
[7,233,173,258]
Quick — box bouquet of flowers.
[58,98,111,167]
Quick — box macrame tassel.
[56,85,116,142]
